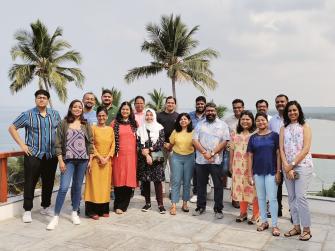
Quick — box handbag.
[147,129,165,163]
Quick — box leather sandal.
[257,222,269,232]
[272,227,281,237]
[284,227,301,237]
[236,214,247,223]
[169,206,176,215]
[299,231,312,241]
[181,206,189,213]
[248,216,260,225]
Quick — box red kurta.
[111,122,137,188]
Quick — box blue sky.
[1,0,334,112]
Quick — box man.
[224,99,245,208]
[192,103,230,219]
[101,89,117,125]
[134,96,145,127]
[269,94,289,217]
[157,96,179,196]
[82,92,97,125]
[8,90,61,223]
[188,96,206,203]
[256,99,272,120]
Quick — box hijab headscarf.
[136,108,163,146]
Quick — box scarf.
[136,108,163,146]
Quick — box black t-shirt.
[157,111,179,143]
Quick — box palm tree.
[125,14,219,98]
[9,19,84,107]
[147,88,166,112]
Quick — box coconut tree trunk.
[42,77,54,109]
[171,77,176,99]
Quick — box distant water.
[1,107,334,192]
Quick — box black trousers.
[277,172,284,211]
[114,186,133,212]
[143,181,163,206]
[23,155,58,211]
[192,166,197,195]
[196,164,223,211]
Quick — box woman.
[137,108,166,214]
[247,112,281,236]
[229,110,259,224]
[47,100,93,230]
[111,101,137,214]
[280,101,313,241]
[84,106,115,219]
[169,113,195,215]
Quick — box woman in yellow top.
[169,113,195,215]
[84,106,115,219]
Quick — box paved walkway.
[0,191,334,251]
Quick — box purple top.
[65,128,89,160]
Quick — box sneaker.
[215,210,224,219]
[46,216,59,230]
[190,195,197,203]
[40,207,54,217]
[22,211,32,223]
[158,206,166,214]
[192,207,205,216]
[71,211,81,225]
[141,203,151,212]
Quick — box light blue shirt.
[269,114,283,134]
[193,118,230,165]
[83,110,97,125]
[189,111,205,129]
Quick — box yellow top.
[169,129,194,155]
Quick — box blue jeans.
[170,152,195,203]
[254,174,278,227]
[54,159,88,215]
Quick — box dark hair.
[255,99,269,108]
[34,89,50,99]
[65,99,86,124]
[134,96,145,103]
[165,96,176,104]
[255,112,268,121]
[195,96,206,103]
[275,94,289,102]
[174,113,193,133]
[102,89,113,96]
[205,102,217,109]
[96,106,108,116]
[115,101,137,128]
[283,100,305,127]
[83,92,94,99]
[236,110,256,134]
[232,99,244,107]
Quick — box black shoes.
[141,203,151,212]
[192,207,206,216]
[158,206,166,214]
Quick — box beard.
[196,107,205,113]
[84,103,94,109]
[206,114,216,122]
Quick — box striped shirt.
[12,107,61,159]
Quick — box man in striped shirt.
[8,90,61,223]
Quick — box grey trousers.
[163,149,173,185]
[284,165,313,228]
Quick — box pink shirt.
[134,111,145,127]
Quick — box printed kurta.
[231,133,257,203]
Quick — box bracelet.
[201,150,207,154]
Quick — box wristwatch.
[210,151,215,157]
[201,150,207,155]
[291,161,296,167]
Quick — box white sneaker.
[46,216,59,230]
[22,211,32,223]
[190,195,197,203]
[71,211,81,225]
[40,207,54,216]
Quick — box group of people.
[8,89,313,241]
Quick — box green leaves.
[125,14,219,98]
[9,19,84,107]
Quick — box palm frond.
[53,50,82,64]
[125,63,164,83]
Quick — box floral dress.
[137,129,165,182]
[231,132,257,203]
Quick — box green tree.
[9,19,84,107]
[216,105,227,119]
[94,87,122,109]
[147,88,166,112]
[125,14,219,98]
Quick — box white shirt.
[224,115,239,134]
[269,114,283,134]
